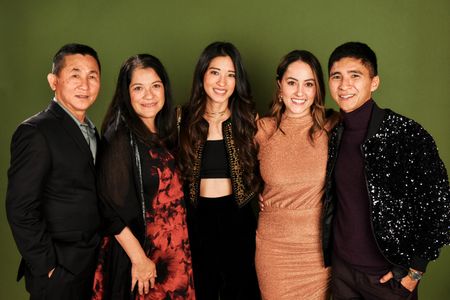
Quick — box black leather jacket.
[322,103,450,275]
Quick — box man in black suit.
[6,43,102,299]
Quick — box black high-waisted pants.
[189,195,260,300]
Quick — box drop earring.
[278,93,283,102]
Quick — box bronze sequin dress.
[255,115,331,300]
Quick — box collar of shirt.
[53,98,97,164]
[52,97,95,131]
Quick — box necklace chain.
[205,108,228,118]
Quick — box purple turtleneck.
[333,99,391,274]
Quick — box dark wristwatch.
[408,269,423,281]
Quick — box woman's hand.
[259,194,265,212]
[114,227,158,295]
[131,256,157,295]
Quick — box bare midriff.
[199,178,232,198]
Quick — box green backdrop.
[1,0,449,298]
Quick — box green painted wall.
[1,0,449,298]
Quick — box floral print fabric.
[92,147,195,300]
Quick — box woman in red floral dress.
[92,54,195,300]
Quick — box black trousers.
[25,263,95,300]
[332,255,418,300]
[191,195,260,300]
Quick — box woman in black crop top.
[179,42,261,300]
[200,139,231,178]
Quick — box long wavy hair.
[101,54,176,150]
[179,41,260,192]
[269,50,327,143]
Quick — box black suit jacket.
[6,101,101,280]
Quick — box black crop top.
[200,139,231,178]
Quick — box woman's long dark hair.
[101,54,176,149]
[179,41,260,192]
[270,50,327,143]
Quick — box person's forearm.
[114,226,146,264]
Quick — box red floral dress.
[92,147,195,300]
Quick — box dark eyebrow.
[286,77,315,82]
[69,68,99,75]
[130,80,163,87]
[330,71,341,76]
[208,67,235,73]
[349,70,363,75]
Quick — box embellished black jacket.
[322,103,450,274]
[187,117,255,208]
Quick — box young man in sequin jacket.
[322,41,450,299]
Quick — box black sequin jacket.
[322,103,450,274]
[187,118,255,208]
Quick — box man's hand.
[379,271,419,292]
[48,267,55,278]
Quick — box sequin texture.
[322,108,450,270]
